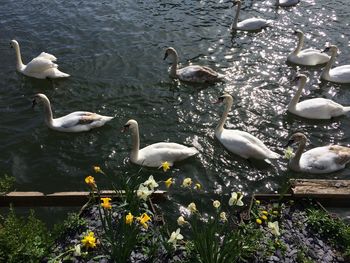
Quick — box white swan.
[287,30,330,66]
[32,93,113,132]
[286,132,350,173]
[320,45,350,84]
[276,0,299,7]
[288,74,350,119]
[163,47,223,83]
[231,0,271,31]
[215,94,279,162]
[122,119,198,167]
[10,40,70,79]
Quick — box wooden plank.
[0,190,167,207]
[290,179,350,198]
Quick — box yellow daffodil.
[268,221,280,236]
[85,176,96,188]
[168,228,183,248]
[272,210,279,215]
[187,202,197,214]
[93,166,103,174]
[256,218,262,225]
[137,213,152,229]
[213,200,221,209]
[143,175,159,190]
[262,210,268,215]
[219,212,228,222]
[229,192,244,206]
[194,183,202,190]
[125,212,134,225]
[137,184,153,201]
[100,197,112,209]
[255,200,260,205]
[81,231,97,248]
[160,161,171,172]
[177,216,188,226]
[284,146,294,159]
[182,178,192,188]
[164,178,174,188]
[261,215,268,221]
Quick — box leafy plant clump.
[0,208,53,263]
[307,208,350,257]
[0,174,15,194]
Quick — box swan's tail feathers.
[343,106,350,114]
[52,69,70,78]
[268,151,280,159]
[187,147,199,157]
[102,116,114,123]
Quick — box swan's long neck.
[289,139,306,171]
[288,78,306,111]
[169,50,178,78]
[321,49,337,80]
[293,33,304,55]
[130,126,140,162]
[41,97,54,128]
[232,2,241,29]
[13,42,25,71]
[215,97,233,135]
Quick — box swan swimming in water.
[287,74,350,119]
[122,119,198,167]
[231,0,271,31]
[163,47,223,84]
[276,0,299,7]
[287,30,330,66]
[10,40,70,79]
[214,94,279,162]
[320,45,350,84]
[32,93,113,132]
[286,132,350,174]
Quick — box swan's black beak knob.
[163,53,168,60]
[284,139,294,148]
[32,99,37,108]
[121,124,130,133]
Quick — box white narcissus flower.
[268,221,280,236]
[177,216,188,226]
[213,200,221,208]
[137,184,153,201]
[143,175,159,190]
[168,228,183,247]
[228,192,244,206]
[182,178,192,188]
[73,244,81,256]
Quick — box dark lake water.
[1,0,350,222]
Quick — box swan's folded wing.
[55,112,95,128]
[37,52,57,62]
[25,57,57,73]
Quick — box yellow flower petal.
[160,161,171,172]
[164,178,174,188]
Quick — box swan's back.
[299,145,350,173]
[293,98,345,119]
[328,65,350,83]
[177,65,221,83]
[217,129,279,160]
[236,18,269,31]
[288,50,330,66]
[137,142,198,167]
